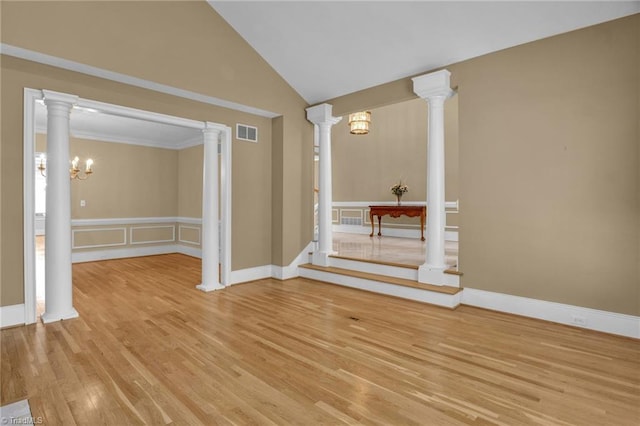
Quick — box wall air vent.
[236,123,258,143]
[341,217,362,226]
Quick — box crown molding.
[1,43,280,119]
[36,128,204,151]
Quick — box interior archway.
[23,88,232,323]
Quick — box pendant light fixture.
[348,111,371,135]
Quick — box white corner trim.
[229,265,273,285]
[72,244,179,263]
[23,89,40,325]
[0,304,25,328]
[462,288,640,339]
[1,43,279,119]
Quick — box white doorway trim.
[23,88,233,324]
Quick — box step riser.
[329,257,418,280]
[433,271,460,287]
[299,268,462,309]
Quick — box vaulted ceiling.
[35,2,640,145]
[210,1,640,104]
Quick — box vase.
[396,194,402,205]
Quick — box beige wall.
[328,15,640,316]
[49,137,179,219]
[332,97,459,203]
[1,1,311,307]
[0,57,277,306]
[70,140,178,218]
[177,138,275,270]
[1,0,313,269]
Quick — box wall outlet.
[571,314,587,326]
[80,200,86,207]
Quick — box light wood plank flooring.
[1,254,638,425]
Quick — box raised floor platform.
[300,264,462,295]
[299,261,462,309]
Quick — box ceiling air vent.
[236,123,258,143]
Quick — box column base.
[418,264,459,287]
[196,283,225,292]
[41,308,79,324]
[312,251,336,267]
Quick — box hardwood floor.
[1,254,639,425]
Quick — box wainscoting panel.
[72,227,127,249]
[178,225,201,246]
[130,225,176,245]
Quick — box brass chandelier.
[38,155,94,180]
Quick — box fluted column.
[197,124,225,292]
[306,104,342,266]
[41,90,79,323]
[413,70,454,285]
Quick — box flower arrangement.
[390,181,409,196]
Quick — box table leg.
[377,215,382,237]
[421,212,425,241]
[369,211,375,237]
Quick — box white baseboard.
[0,304,25,328]
[175,244,202,259]
[333,224,458,242]
[462,288,640,339]
[224,242,315,284]
[272,242,315,280]
[229,265,273,285]
[72,244,179,263]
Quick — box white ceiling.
[210,1,640,104]
[35,101,202,149]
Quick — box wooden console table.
[369,205,426,241]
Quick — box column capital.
[42,89,78,107]
[306,103,342,126]
[412,69,454,101]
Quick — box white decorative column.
[413,70,454,285]
[197,123,225,292]
[41,90,79,323]
[306,104,342,266]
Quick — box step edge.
[299,264,462,295]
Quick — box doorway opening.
[23,88,232,324]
